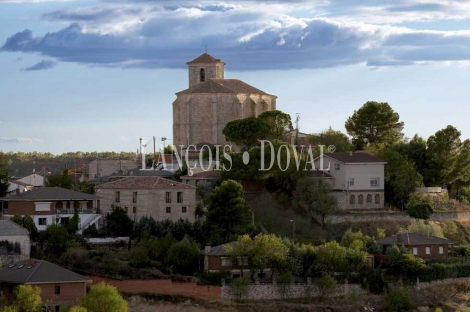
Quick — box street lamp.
[290,220,295,240]
[161,137,167,153]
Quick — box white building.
[15,173,45,187]
[313,152,386,210]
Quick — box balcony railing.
[54,208,98,215]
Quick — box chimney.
[204,245,211,254]
[16,188,20,197]
[349,151,353,156]
[396,233,402,245]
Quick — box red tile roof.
[176,79,274,96]
[187,53,223,64]
[97,177,195,190]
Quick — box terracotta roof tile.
[187,53,223,64]
[97,177,195,190]
[176,79,274,96]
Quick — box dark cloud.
[22,59,56,71]
[3,3,470,70]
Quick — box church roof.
[187,53,223,64]
[176,79,275,96]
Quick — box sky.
[1,0,470,154]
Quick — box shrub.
[406,203,433,220]
[129,246,151,268]
[383,288,415,312]
[166,236,200,275]
[314,275,337,298]
[231,278,250,300]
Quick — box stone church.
[173,53,277,148]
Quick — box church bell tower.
[187,53,225,87]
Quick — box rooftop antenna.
[205,44,207,53]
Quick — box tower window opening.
[200,68,205,82]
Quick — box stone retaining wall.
[416,277,470,290]
[322,211,470,224]
[221,282,364,300]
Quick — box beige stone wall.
[173,93,276,148]
[98,188,196,223]
[188,62,224,87]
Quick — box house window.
[132,192,137,203]
[133,206,137,214]
[182,206,187,213]
[166,207,171,213]
[439,246,444,254]
[375,194,380,204]
[370,178,379,187]
[115,191,120,203]
[221,257,232,267]
[349,178,355,186]
[334,163,340,171]
[60,217,69,225]
[55,285,60,295]
[200,68,205,82]
[366,194,372,204]
[412,247,418,255]
[38,218,47,226]
[237,257,248,266]
[349,194,355,205]
[125,206,128,213]
[358,194,364,205]
[7,285,13,294]
[177,192,183,203]
[426,247,431,255]
[165,192,171,203]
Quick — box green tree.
[257,110,293,141]
[379,150,423,208]
[294,177,338,228]
[345,101,404,149]
[166,236,200,275]
[13,284,42,312]
[38,224,70,254]
[80,283,128,312]
[10,215,38,241]
[383,288,415,312]
[205,180,253,243]
[314,241,346,276]
[392,134,428,178]
[0,152,10,197]
[314,275,337,298]
[426,126,470,196]
[306,127,352,152]
[383,245,425,278]
[46,169,73,189]
[105,206,134,237]
[222,117,270,148]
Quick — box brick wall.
[86,276,221,300]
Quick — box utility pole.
[295,113,300,145]
[290,219,296,240]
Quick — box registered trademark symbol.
[328,145,336,153]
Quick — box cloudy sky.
[1,0,470,154]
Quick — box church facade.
[172,53,277,148]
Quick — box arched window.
[375,194,380,204]
[349,194,355,205]
[358,194,364,205]
[366,194,372,204]
[200,68,205,82]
